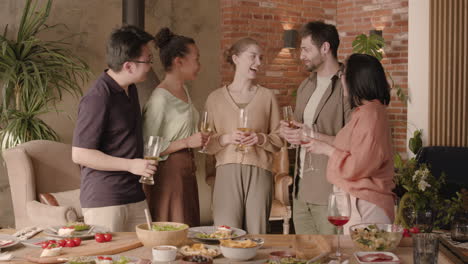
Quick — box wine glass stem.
[336,226,342,257]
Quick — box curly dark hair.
[154,27,195,71]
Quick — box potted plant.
[0,0,90,149]
[394,130,463,232]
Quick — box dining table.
[0,229,462,264]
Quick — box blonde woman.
[204,38,283,234]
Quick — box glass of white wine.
[282,105,299,149]
[236,108,250,153]
[300,124,318,172]
[140,136,162,185]
[199,110,212,154]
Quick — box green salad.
[66,222,91,231]
[351,224,401,251]
[151,223,187,231]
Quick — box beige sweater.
[205,85,284,172]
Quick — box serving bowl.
[219,238,263,261]
[349,223,403,251]
[135,221,188,247]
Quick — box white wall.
[407,0,430,156]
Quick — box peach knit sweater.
[204,85,283,172]
[327,100,396,221]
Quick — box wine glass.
[282,106,299,149]
[300,124,318,172]
[140,136,162,185]
[198,110,211,153]
[236,108,250,153]
[327,191,351,260]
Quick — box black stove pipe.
[122,0,145,29]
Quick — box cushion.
[39,189,82,217]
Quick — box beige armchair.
[269,147,293,234]
[205,147,293,234]
[3,140,81,229]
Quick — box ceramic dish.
[188,226,246,242]
[43,225,109,239]
[0,234,20,249]
[179,244,222,258]
[354,251,400,264]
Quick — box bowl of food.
[135,222,188,247]
[349,223,403,251]
[219,238,263,261]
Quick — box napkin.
[0,252,13,261]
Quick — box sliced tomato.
[57,239,67,247]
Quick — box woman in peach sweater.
[204,38,283,234]
[304,54,396,233]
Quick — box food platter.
[0,234,20,249]
[179,243,222,257]
[43,225,109,239]
[188,226,246,242]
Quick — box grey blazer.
[293,66,352,205]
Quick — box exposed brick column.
[337,0,409,154]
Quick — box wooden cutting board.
[25,232,143,263]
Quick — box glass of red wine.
[327,191,351,260]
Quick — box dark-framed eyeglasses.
[129,59,153,64]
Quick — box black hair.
[106,25,154,72]
[154,27,195,72]
[300,21,340,58]
[345,53,391,108]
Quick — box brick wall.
[220,0,336,106]
[220,0,408,155]
[337,0,409,154]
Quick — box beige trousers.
[82,200,148,232]
[213,164,272,234]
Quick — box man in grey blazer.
[280,21,351,234]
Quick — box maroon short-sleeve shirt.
[73,71,145,208]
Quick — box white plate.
[179,244,222,257]
[0,234,20,249]
[64,255,139,264]
[43,225,109,239]
[188,226,246,242]
[354,251,400,264]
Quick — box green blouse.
[142,87,199,161]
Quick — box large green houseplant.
[0,0,90,149]
[352,33,407,103]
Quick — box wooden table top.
[0,229,460,264]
